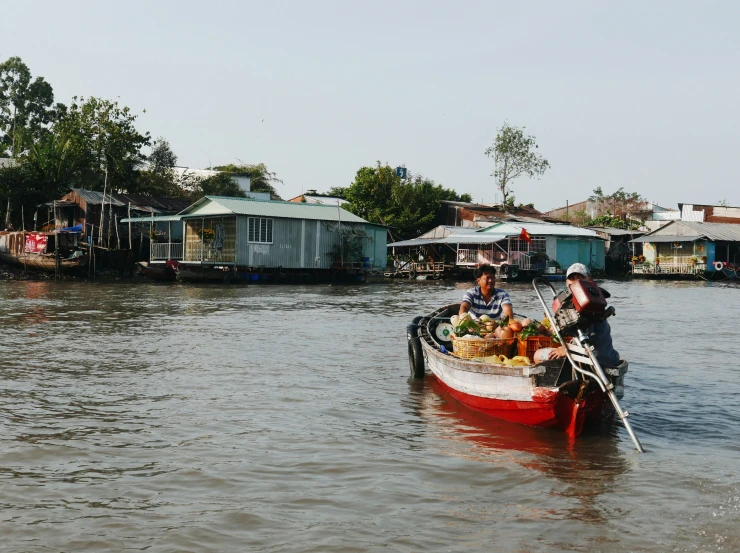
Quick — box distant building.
[388,221,606,278]
[38,188,192,247]
[677,203,740,224]
[631,220,740,276]
[440,200,553,228]
[287,190,347,206]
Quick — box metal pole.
[128,203,132,250]
[576,328,644,452]
[532,277,644,453]
[98,168,107,246]
[337,202,343,266]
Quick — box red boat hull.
[431,374,609,439]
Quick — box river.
[0,278,738,552]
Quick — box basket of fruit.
[449,313,518,359]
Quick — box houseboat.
[122,196,388,282]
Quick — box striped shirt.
[462,286,512,319]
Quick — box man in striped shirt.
[460,264,514,320]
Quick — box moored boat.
[0,229,88,275]
[135,260,178,281]
[407,279,643,451]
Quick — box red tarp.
[25,233,48,253]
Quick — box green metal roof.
[120,215,183,223]
[180,196,369,223]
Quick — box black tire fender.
[407,318,425,378]
[409,269,417,279]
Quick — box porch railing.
[457,249,494,265]
[151,242,184,261]
[184,244,236,263]
[632,262,706,275]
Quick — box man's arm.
[501,303,514,319]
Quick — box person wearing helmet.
[539,263,620,366]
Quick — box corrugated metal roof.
[120,215,183,223]
[72,189,126,207]
[677,221,740,241]
[631,234,702,243]
[180,196,369,223]
[634,221,740,242]
[418,225,482,239]
[480,221,601,238]
[587,227,646,236]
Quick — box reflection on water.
[411,377,628,525]
[0,279,738,552]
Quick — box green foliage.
[326,186,348,199]
[194,173,246,199]
[484,123,549,207]
[136,137,185,197]
[210,162,283,199]
[589,187,647,220]
[341,162,471,239]
[0,56,57,157]
[588,213,642,230]
[54,96,150,192]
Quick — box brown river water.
[0,278,738,552]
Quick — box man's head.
[566,263,590,283]
[474,264,496,287]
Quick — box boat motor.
[551,279,615,335]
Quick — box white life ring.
[713,261,725,270]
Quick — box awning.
[388,235,508,248]
[630,234,703,243]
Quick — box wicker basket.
[452,336,516,359]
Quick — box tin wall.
[363,225,388,269]
[235,216,344,269]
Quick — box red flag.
[520,227,533,244]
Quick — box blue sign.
[396,167,407,179]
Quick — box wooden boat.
[135,260,178,281]
[408,279,643,451]
[0,230,88,274]
[174,263,234,283]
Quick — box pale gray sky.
[2,0,739,210]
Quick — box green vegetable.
[455,318,481,336]
[519,322,541,340]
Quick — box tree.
[149,137,177,170]
[0,56,57,158]
[589,187,649,221]
[136,137,185,197]
[342,162,472,239]
[54,96,150,192]
[484,123,549,207]
[192,172,246,200]
[0,57,59,227]
[210,162,283,199]
[326,186,348,199]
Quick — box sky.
[2,0,739,211]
